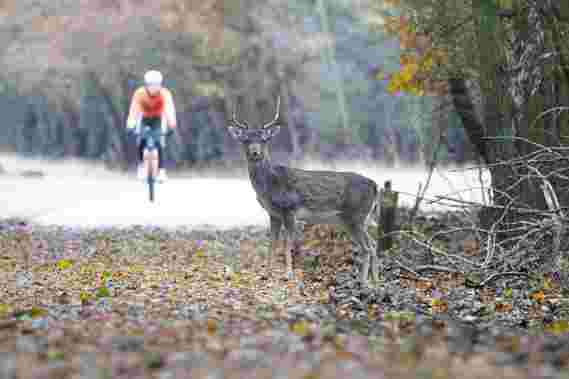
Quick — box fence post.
[377,180,398,255]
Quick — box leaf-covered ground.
[0,220,567,378]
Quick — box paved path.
[0,154,491,228]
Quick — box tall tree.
[373,0,569,235]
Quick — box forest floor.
[1,216,568,379]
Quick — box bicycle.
[134,126,169,202]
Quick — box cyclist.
[126,70,177,182]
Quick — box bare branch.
[479,272,529,287]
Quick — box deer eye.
[261,132,272,141]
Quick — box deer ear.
[262,124,281,141]
[227,125,244,140]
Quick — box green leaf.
[321,320,337,338]
[13,306,47,320]
[465,272,482,288]
[30,306,47,318]
[144,352,164,369]
[57,259,73,270]
[80,291,93,304]
[291,320,311,337]
[545,320,569,335]
[0,304,13,317]
[48,351,65,360]
[15,313,32,321]
[384,311,415,322]
[96,287,111,298]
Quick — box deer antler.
[262,96,281,129]
[231,102,249,129]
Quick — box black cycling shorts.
[138,116,164,169]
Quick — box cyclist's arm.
[162,88,177,129]
[126,89,143,130]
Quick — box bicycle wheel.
[146,150,155,203]
[148,173,155,202]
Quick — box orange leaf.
[416,280,433,290]
[207,319,218,335]
[336,351,357,360]
[530,291,545,303]
[400,53,418,66]
[383,0,401,6]
[495,302,513,312]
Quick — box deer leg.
[365,230,380,283]
[358,223,379,282]
[346,223,372,285]
[282,212,298,280]
[269,216,282,272]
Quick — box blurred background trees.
[0,0,477,170]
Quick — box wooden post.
[378,180,398,254]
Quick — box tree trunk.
[543,77,561,147]
[448,79,489,165]
[448,77,543,241]
[447,1,558,241]
[279,75,300,161]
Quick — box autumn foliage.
[376,11,450,97]
[0,0,237,104]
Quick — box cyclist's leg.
[147,126,164,169]
[138,138,145,162]
[137,136,146,179]
[159,115,166,169]
[140,116,160,161]
[141,117,163,179]
[156,144,164,169]
[151,127,166,181]
[150,125,167,181]
[143,117,164,170]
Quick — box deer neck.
[248,157,274,194]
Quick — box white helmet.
[144,70,163,86]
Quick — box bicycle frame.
[139,126,167,202]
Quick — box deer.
[226,96,381,286]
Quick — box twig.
[414,265,462,274]
[410,133,444,221]
[408,182,423,224]
[392,259,423,279]
[428,194,552,216]
[479,271,530,287]
[397,230,482,268]
[396,190,479,209]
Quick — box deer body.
[227,97,380,285]
[250,160,377,220]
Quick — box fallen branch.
[413,265,462,274]
[479,271,530,287]
[397,230,482,268]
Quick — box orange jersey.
[127,86,177,129]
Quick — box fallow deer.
[226,97,381,285]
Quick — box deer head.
[226,97,282,162]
